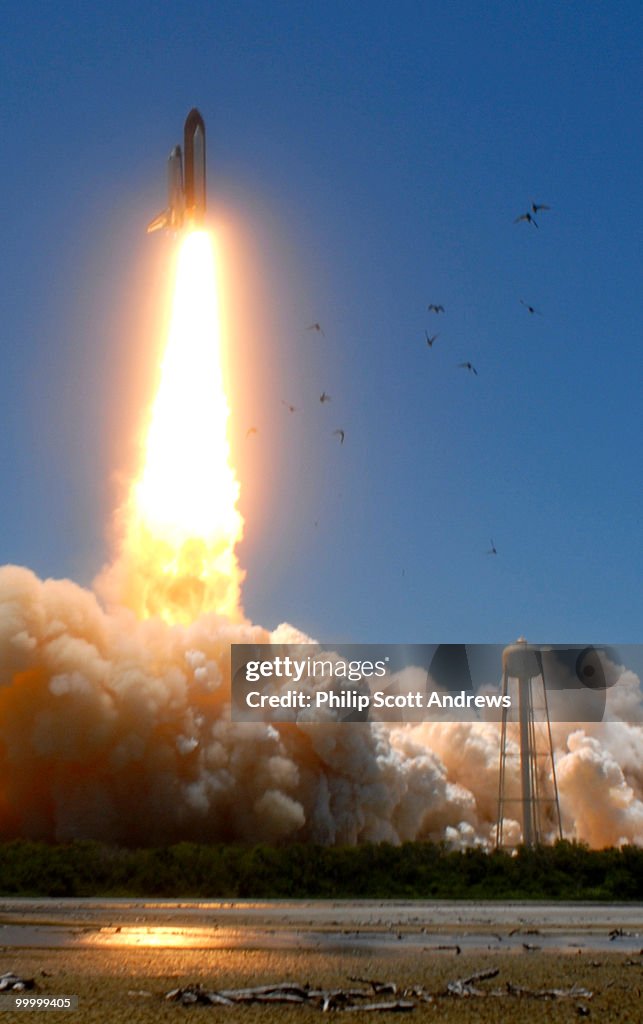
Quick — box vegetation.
[0,839,641,899]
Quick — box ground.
[2,947,642,1023]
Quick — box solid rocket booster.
[183,109,206,227]
[147,108,206,232]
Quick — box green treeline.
[0,839,641,899]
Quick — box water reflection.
[0,901,641,954]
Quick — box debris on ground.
[341,1001,415,1012]
[347,977,397,995]
[164,981,414,1011]
[608,928,637,940]
[0,972,35,992]
[505,982,593,1000]
[160,970,598,1010]
[445,967,499,997]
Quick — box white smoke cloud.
[556,727,643,846]
[0,563,642,848]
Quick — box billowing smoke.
[0,563,642,847]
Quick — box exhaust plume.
[0,563,642,846]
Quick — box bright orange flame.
[112,230,244,624]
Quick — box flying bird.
[333,429,345,445]
[520,299,543,315]
[531,202,551,213]
[487,539,497,555]
[281,400,297,412]
[320,391,331,403]
[428,304,445,313]
[245,427,258,438]
[457,362,478,375]
[307,322,325,336]
[514,212,538,227]
[425,332,439,347]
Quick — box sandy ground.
[1,946,643,1023]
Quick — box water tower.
[496,638,563,847]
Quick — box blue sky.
[0,1,641,643]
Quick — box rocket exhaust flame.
[100,230,244,624]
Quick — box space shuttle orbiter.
[147,108,206,232]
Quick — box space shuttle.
[147,109,206,232]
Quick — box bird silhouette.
[320,392,331,403]
[531,202,551,213]
[333,429,345,444]
[487,539,497,555]
[426,332,439,347]
[428,304,445,313]
[514,212,538,227]
[307,322,325,336]
[281,400,297,412]
[458,362,478,375]
[520,299,543,315]
[246,427,258,438]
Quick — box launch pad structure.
[496,639,563,847]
